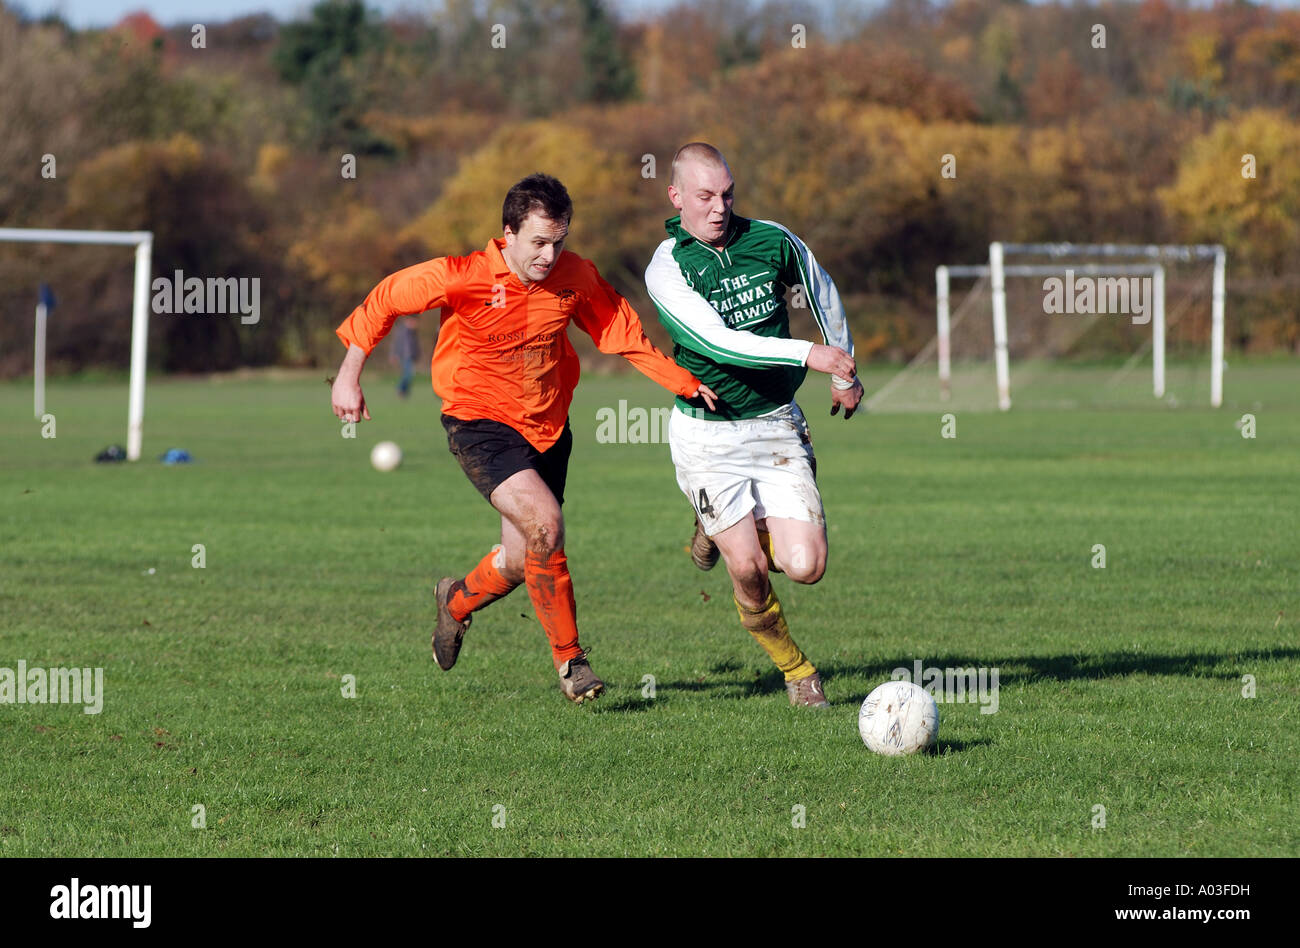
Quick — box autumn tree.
[63,135,280,372]
[274,0,390,151]
[1161,108,1300,275]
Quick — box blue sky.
[17,0,685,28]
[16,0,1300,29]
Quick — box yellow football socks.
[735,589,815,682]
[756,528,782,574]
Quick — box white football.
[370,440,403,472]
[858,680,939,756]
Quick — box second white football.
[370,440,403,472]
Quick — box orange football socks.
[524,548,583,667]
[447,547,518,622]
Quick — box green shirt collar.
[664,213,743,249]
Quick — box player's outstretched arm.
[332,257,454,423]
[772,223,863,418]
[574,261,715,407]
[331,343,371,423]
[646,242,812,369]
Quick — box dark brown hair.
[502,173,573,233]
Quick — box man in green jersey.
[644,142,863,708]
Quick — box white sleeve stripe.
[645,242,811,368]
[760,219,853,356]
[649,289,803,367]
[786,235,831,340]
[649,290,771,366]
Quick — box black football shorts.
[441,414,572,506]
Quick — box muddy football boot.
[432,576,471,671]
[786,671,829,708]
[557,651,605,704]
[690,517,719,571]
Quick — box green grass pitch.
[1,361,1297,856]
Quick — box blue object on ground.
[159,449,193,464]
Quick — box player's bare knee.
[782,538,826,584]
[526,517,564,555]
[727,557,769,602]
[787,559,826,585]
[735,556,768,584]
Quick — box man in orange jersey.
[330,174,716,704]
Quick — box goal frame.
[936,261,1168,406]
[988,242,1226,411]
[1,227,154,460]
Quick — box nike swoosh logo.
[696,266,709,276]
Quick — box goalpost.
[865,241,1226,414]
[989,242,1226,411]
[1,227,154,460]
[938,261,1168,407]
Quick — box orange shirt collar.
[485,237,514,281]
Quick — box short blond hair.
[671,142,729,189]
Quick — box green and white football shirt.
[645,214,854,420]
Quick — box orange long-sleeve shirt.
[337,238,701,451]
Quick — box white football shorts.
[668,401,825,536]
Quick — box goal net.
[866,242,1226,413]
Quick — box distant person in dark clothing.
[393,315,419,398]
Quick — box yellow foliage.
[1234,26,1300,86]
[66,134,204,226]
[1182,33,1224,87]
[401,120,641,263]
[253,143,291,192]
[289,202,405,301]
[362,111,498,155]
[1160,109,1300,273]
